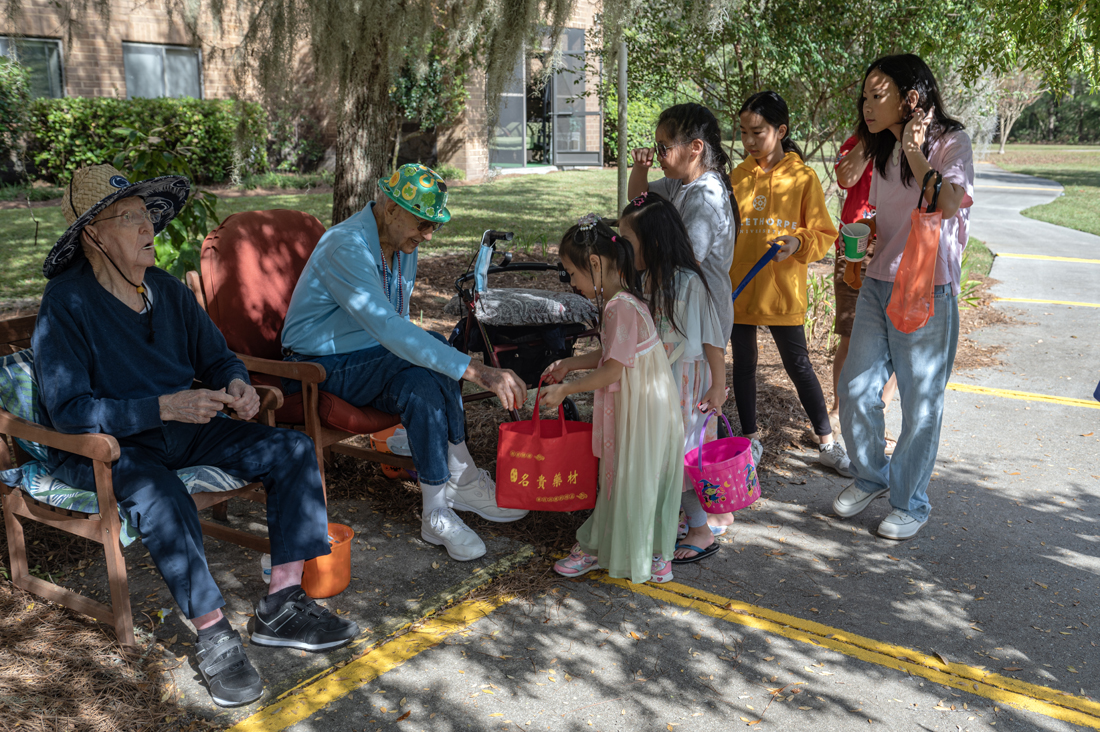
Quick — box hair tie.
[630,192,648,207]
[577,213,599,231]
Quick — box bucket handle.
[532,375,568,437]
[696,410,735,470]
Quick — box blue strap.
[732,243,782,302]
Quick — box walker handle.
[532,376,568,436]
[696,410,734,470]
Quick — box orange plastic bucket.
[302,523,354,598]
[370,424,414,480]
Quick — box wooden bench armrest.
[253,384,284,411]
[236,353,327,383]
[0,408,120,463]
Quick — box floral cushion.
[444,288,599,327]
[0,348,249,546]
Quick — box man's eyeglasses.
[415,218,444,234]
[654,141,685,158]
[95,209,163,227]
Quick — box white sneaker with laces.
[877,508,927,540]
[818,441,852,478]
[447,469,528,523]
[832,485,887,518]
[421,507,487,561]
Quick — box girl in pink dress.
[541,215,685,584]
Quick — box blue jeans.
[52,418,330,619]
[838,277,958,523]
[284,332,465,486]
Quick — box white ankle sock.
[447,441,479,485]
[421,482,448,515]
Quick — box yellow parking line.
[975,185,1062,192]
[600,576,1100,729]
[228,596,510,732]
[947,382,1100,409]
[996,253,1100,264]
[996,297,1100,308]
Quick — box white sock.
[421,482,448,515]
[447,441,479,485]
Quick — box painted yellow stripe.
[975,184,1062,192]
[228,596,510,732]
[997,253,1100,264]
[996,297,1100,308]
[599,576,1100,728]
[947,382,1100,409]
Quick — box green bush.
[27,97,268,184]
[433,163,466,181]
[0,58,30,164]
[603,89,672,164]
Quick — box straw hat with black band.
[44,164,191,280]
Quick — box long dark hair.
[559,216,643,324]
[656,103,741,239]
[856,54,964,186]
[739,90,804,160]
[619,192,711,338]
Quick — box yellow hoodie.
[729,152,837,326]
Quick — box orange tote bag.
[495,382,599,512]
[886,170,944,334]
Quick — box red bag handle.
[532,375,569,436]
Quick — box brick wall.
[1,0,244,99]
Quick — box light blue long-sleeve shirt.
[281,202,471,381]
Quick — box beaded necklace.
[380,248,404,316]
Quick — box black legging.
[730,323,832,437]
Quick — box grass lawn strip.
[992,144,1100,237]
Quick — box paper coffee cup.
[840,223,871,262]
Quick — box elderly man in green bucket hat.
[282,164,529,561]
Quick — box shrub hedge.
[27,97,268,183]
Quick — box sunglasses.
[415,218,444,235]
[654,140,685,158]
[556,262,571,283]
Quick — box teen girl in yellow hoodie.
[729,91,848,476]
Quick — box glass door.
[550,28,602,166]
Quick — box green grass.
[966,237,993,277]
[992,144,1100,237]
[0,170,622,302]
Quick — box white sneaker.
[421,507,486,561]
[749,438,763,466]
[447,470,528,523]
[818,441,852,478]
[877,509,927,540]
[832,485,887,517]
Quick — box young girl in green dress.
[541,214,685,584]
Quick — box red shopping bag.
[495,383,599,512]
[886,170,943,334]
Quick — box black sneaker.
[250,587,359,652]
[196,629,264,707]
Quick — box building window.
[0,36,64,98]
[123,42,202,99]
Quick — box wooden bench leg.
[212,500,229,522]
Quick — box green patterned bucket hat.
[378,164,451,224]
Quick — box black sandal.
[672,542,720,564]
[197,629,264,707]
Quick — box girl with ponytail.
[628,102,738,537]
[729,90,847,477]
[542,215,685,585]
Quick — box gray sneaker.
[832,485,887,518]
[422,507,487,561]
[447,469,528,523]
[877,509,927,539]
[818,441,852,478]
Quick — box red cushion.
[201,210,326,360]
[276,392,401,435]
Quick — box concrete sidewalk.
[40,164,1100,730]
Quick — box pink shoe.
[554,544,600,577]
[648,555,674,584]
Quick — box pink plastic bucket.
[684,412,760,514]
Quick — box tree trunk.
[332,68,396,225]
[998,117,1007,154]
[392,121,404,172]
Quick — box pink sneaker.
[554,544,600,577]
[648,555,674,584]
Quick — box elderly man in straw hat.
[32,165,358,707]
[281,163,529,562]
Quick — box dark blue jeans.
[51,418,330,619]
[284,332,466,486]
